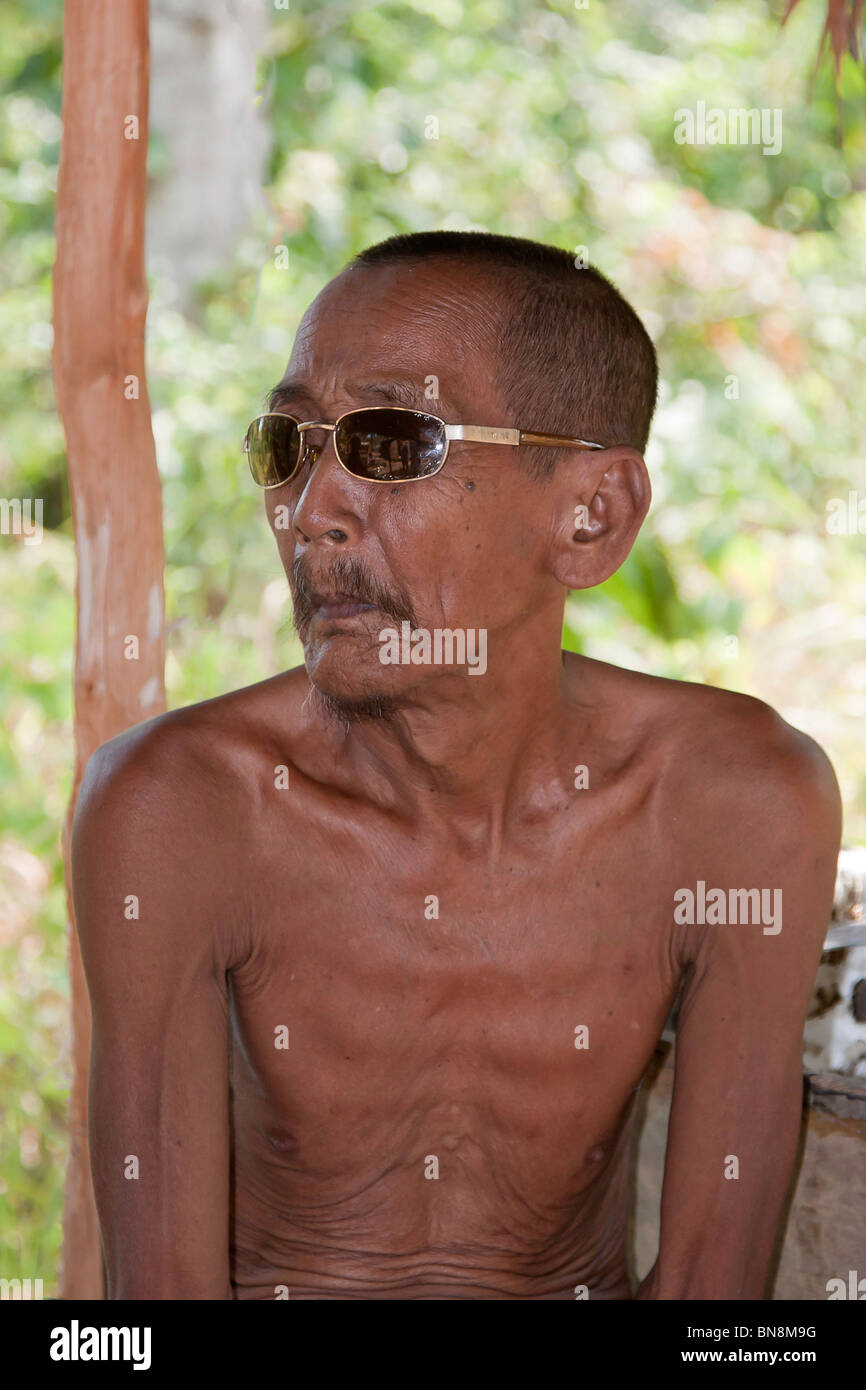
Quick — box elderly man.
[72,230,841,1300]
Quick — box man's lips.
[310,594,379,620]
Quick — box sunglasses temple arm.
[445,425,520,445]
[519,431,605,450]
[446,425,605,450]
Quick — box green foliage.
[2,0,865,1290]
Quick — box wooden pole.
[52,0,165,1300]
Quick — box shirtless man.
[72,231,841,1300]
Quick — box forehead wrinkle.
[323,264,504,380]
[276,265,509,420]
[372,296,500,379]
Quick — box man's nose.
[291,428,364,547]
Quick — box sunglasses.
[243,407,605,488]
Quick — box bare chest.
[228,845,678,1186]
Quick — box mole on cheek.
[465,480,475,491]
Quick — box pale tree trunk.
[148,0,269,309]
[52,0,166,1300]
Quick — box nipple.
[267,1127,299,1154]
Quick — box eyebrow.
[266,377,436,414]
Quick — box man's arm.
[638,714,842,1300]
[71,719,242,1298]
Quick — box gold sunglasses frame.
[242,407,605,489]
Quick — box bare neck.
[314,629,588,851]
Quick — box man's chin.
[304,648,406,724]
[314,687,400,725]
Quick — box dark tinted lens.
[334,409,446,480]
[245,414,301,486]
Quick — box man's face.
[264,260,560,711]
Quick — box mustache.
[290,554,419,632]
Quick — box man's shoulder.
[76,667,314,830]
[651,673,837,818]
[574,654,840,831]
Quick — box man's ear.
[548,446,651,592]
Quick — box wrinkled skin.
[73,261,841,1299]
